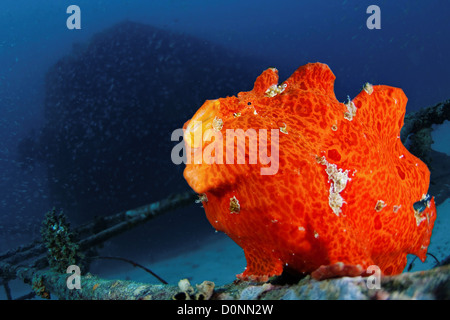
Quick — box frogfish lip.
[184,99,220,149]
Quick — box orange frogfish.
[182,63,436,281]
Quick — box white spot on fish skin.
[279,123,288,134]
[265,83,287,97]
[229,196,240,214]
[414,209,426,226]
[195,193,208,203]
[344,96,357,121]
[375,200,387,212]
[363,82,373,95]
[212,117,223,132]
[317,156,351,216]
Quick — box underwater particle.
[363,82,374,95]
[265,83,287,97]
[212,117,223,131]
[230,196,240,214]
[375,200,387,212]
[344,96,357,121]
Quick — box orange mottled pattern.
[183,63,436,281]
